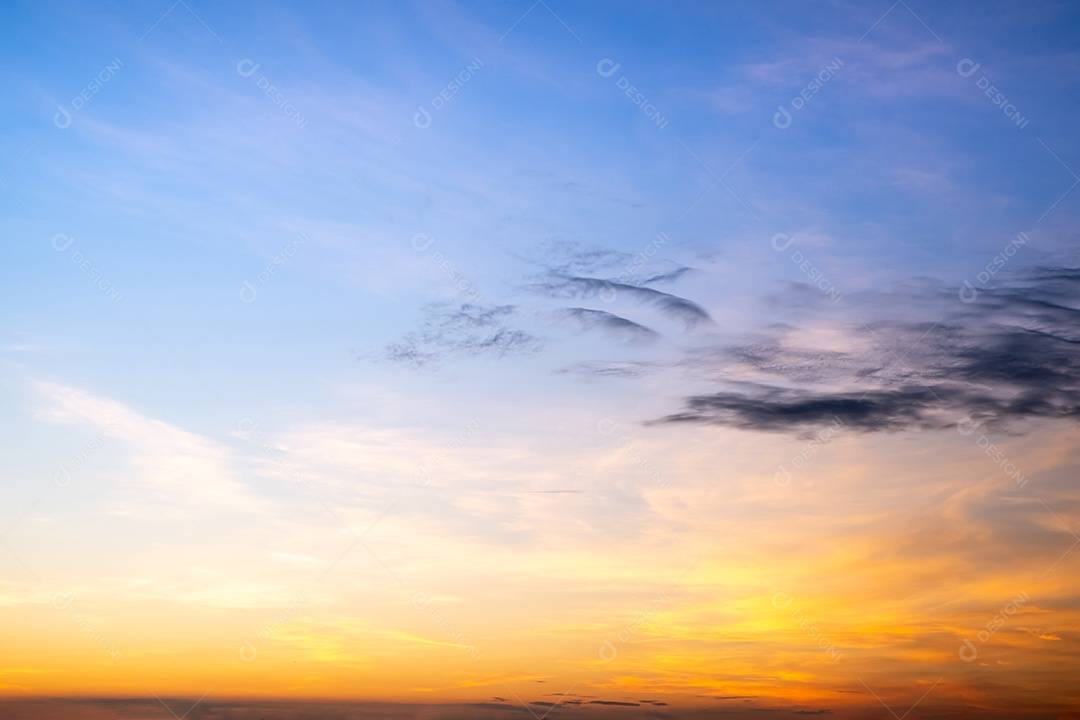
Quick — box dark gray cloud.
[588,700,640,706]
[384,254,1079,436]
[383,241,703,364]
[521,241,706,332]
[655,266,1080,433]
[530,275,711,328]
[641,266,694,285]
[563,308,659,343]
[385,302,541,367]
[657,386,948,432]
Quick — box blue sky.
[5,0,1077,423]
[3,1,1080,715]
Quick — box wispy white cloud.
[36,380,257,510]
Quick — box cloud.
[385,302,541,367]
[518,241,707,331]
[588,700,640,706]
[385,244,704,363]
[556,361,652,379]
[529,275,711,329]
[540,244,633,276]
[640,267,694,285]
[562,308,658,343]
[35,381,259,511]
[657,385,947,432]
[533,241,691,284]
[654,265,1080,433]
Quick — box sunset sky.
[2,1,1080,718]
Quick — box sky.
[2,0,1080,718]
